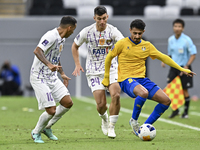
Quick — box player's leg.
[145,88,171,124]
[43,79,73,140]
[119,78,148,136]
[30,78,56,143]
[182,89,190,118]
[107,82,121,138]
[87,75,109,135]
[181,70,193,118]
[93,89,109,135]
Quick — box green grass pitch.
[0,96,200,150]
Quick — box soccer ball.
[138,124,156,141]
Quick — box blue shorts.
[119,78,160,99]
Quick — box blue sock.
[145,103,169,124]
[132,96,146,120]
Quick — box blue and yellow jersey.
[103,37,191,83]
[109,37,164,81]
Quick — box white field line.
[77,96,200,131]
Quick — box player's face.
[65,24,77,38]
[173,23,184,36]
[129,27,144,43]
[94,13,108,31]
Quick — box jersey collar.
[129,37,141,45]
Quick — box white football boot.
[101,119,108,135]
[108,124,116,139]
[129,118,140,136]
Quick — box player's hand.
[182,70,196,77]
[61,74,71,87]
[72,65,84,76]
[161,62,166,68]
[102,77,109,87]
[48,64,62,72]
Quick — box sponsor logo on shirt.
[93,49,106,54]
[42,39,49,46]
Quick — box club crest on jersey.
[42,39,49,46]
[106,39,112,45]
[59,45,63,52]
[99,39,105,45]
[141,46,146,51]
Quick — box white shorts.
[30,75,70,110]
[86,73,118,93]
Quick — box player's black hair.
[173,18,185,27]
[60,16,77,26]
[130,19,146,30]
[94,6,107,16]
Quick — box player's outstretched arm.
[71,42,84,76]
[34,47,61,72]
[157,53,196,77]
[102,52,114,87]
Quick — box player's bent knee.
[46,107,56,116]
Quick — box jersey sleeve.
[109,40,123,57]
[113,27,124,42]
[37,31,56,52]
[167,38,171,56]
[149,43,163,60]
[74,28,87,46]
[187,37,197,55]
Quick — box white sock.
[109,115,119,126]
[45,105,70,129]
[33,111,53,134]
[99,111,108,122]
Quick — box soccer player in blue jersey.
[161,19,197,118]
[102,19,196,136]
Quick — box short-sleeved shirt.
[74,23,124,76]
[30,28,65,81]
[109,37,164,82]
[168,33,197,66]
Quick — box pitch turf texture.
[0,96,200,150]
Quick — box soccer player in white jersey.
[71,6,124,138]
[30,16,77,143]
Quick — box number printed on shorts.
[91,77,100,87]
[46,92,54,101]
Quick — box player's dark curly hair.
[130,19,146,30]
[60,16,77,26]
[173,18,185,27]
[94,6,107,16]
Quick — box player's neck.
[96,25,107,32]
[175,33,182,39]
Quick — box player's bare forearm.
[185,54,196,67]
[71,42,81,66]
[58,61,64,75]
[71,42,84,76]
[34,47,52,67]
[34,47,61,72]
